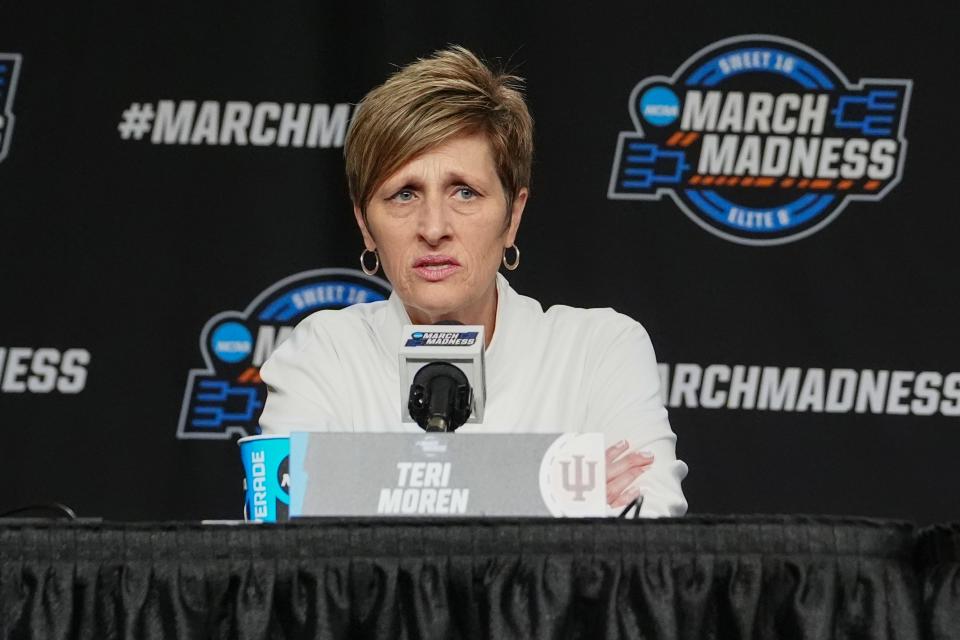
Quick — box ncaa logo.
[0,53,22,164]
[608,35,912,245]
[177,268,391,440]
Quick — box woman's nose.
[416,196,453,245]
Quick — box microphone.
[408,362,471,431]
[399,322,486,432]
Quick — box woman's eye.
[393,190,414,202]
[456,187,476,200]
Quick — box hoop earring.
[502,244,520,271]
[360,248,379,276]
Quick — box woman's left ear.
[506,188,528,246]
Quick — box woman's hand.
[605,440,653,508]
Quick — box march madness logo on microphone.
[608,35,912,245]
[0,53,22,164]
[177,269,391,440]
[406,331,478,347]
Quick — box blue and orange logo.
[177,268,391,439]
[608,35,912,245]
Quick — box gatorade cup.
[238,434,290,522]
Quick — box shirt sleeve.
[585,313,688,518]
[258,313,351,434]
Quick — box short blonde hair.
[345,46,533,217]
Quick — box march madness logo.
[608,35,912,245]
[177,269,391,440]
[0,53,22,163]
[405,331,478,347]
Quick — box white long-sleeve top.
[259,273,688,517]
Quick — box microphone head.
[399,324,486,426]
[407,362,472,431]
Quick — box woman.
[259,46,687,517]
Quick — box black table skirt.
[918,522,960,640]
[0,516,945,640]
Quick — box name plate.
[289,432,607,517]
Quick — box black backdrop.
[1,2,956,524]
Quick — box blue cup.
[238,434,290,522]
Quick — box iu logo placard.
[0,53,22,164]
[538,433,607,517]
[177,268,391,440]
[560,455,597,501]
[608,35,912,245]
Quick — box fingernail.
[616,439,627,448]
[639,450,654,458]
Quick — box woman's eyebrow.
[382,175,424,192]
[443,171,485,186]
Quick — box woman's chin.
[403,289,469,323]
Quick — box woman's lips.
[413,255,461,282]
